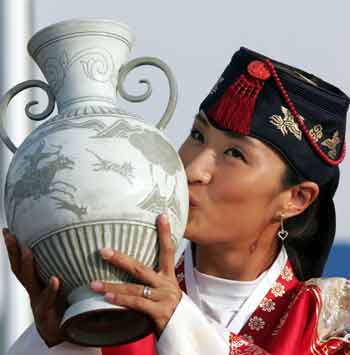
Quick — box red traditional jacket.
[102,256,350,355]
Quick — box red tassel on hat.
[207,60,270,135]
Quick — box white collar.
[184,243,288,333]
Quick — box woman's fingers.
[3,228,44,302]
[20,246,43,302]
[35,276,60,321]
[157,214,175,276]
[91,281,163,301]
[99,248,162,288]
[3,229,21,277]
[104,292,158,317]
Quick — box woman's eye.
[225,147,246,161]
[190,129,204,142]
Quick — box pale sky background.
[32,0,350,241]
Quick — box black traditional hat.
[199,47,349,280]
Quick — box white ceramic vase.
[0,19,188,346]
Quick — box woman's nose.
[185,149,215,185]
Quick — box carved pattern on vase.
[137,183,181,224]
[43,48,118,95]
[86,148,135,184]
[6,140,79,229]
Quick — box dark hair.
[280,165,324,281]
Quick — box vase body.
[2,19,188,346]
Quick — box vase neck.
[27,20,133,114]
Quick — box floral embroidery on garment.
[281,266,294,282]
[259,298,276,312]
[271,282,286,297]
[248,316,266,332]
[271,285,305,336]
[271,310,289,336]
[239,260,301,348]
[230,337,247,349]
[270,106,304,141]
[229,334,270,355]
[241,333,255,343]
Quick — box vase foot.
[61,292,153,346]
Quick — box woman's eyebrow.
[195,112,256,149]
[223,129,257,150]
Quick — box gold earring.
[278,214,288,241]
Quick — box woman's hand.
[90,214,182,337]
[3,228,66,347]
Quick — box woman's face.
[178,112,288,250]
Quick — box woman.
[5,47,350,355]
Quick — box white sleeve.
[156,293,230,355]
[6,323,101,355]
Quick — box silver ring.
[143,286,152,299]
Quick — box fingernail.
[160,214,168,224]
[105,293,115,302]
[91,281,104,291]
[100,248,114,259]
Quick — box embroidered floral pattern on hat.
[281,266,294,282]
[248,316,266,331]
[271,282,286,297]
[321,130,341,159]
[270,106,304,141]
[260,298,276,312]
[309,124,324,142]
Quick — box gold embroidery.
[272,286,304,336]
[271,282,286,297]
[241,334,255,344]
[230,338,247,349]
[309,124,324,142]
[306,278,350,343]
[321,131,341,159]
[270,106,304,141]
[248,316,266,331]
[281,266,294,282]
[229,334,249,354]
[272,311,289,336]
[260,297,276,312]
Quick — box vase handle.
[0,80,56,153]
[117,57,178,131]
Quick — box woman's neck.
[194,239,280,282]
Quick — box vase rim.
[28,18,134,58]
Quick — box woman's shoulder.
[304,277,350,344]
